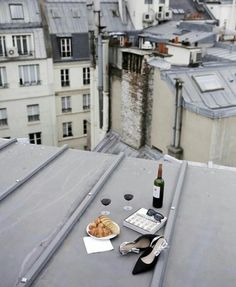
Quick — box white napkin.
[83,236,114,254]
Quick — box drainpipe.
[168,78,184,159]
[98,33,103,129]
[172,78,183,149]
[102,38,109,132]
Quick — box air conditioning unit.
[164,9,173,20]
[156,11,164,21]
[190,51,202,66]
[7,47,19,58]
[143,12,154,23]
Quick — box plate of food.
[87,215,120,240]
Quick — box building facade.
[0,0,57,145]
[44,0,91,149]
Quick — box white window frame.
[0,67,7,88]
[63,122,73,137]
[29,132,41,144]
[83,67,90,85]
[60,38,72,58]
[0,108,8,127]
[61,69,70,87]
[27,104,40,122]
[0,36,6,57]
[61,96,71,112]
[83,94,90,110]
[12,35,32,55]
[19,64,40,86]
[9,4,24,20]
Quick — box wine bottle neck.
[157,164,162,178]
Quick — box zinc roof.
[45,0,134,35]
[45,1,88,34]
[1,139,236,287]
[0,0,41,26]
[162,63,236,118]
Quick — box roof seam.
[0,144,68,203]
[0,138,17,151]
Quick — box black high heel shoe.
[132,236,168,275]
[119,234,157,255]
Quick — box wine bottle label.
[153,186,160,198]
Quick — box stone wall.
[121,58,153,149]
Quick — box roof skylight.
[192,73,224,92]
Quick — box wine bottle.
[153,163,164,208]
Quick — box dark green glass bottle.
[153,163,164,208]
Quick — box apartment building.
[0,0,57,146]
[43,0,91,150]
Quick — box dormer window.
[9,4,24,20]
[60,38,72,58]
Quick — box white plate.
[86,221,120,240]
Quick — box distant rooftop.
[162,63,236,118]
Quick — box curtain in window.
[19,65,39,85]
[0,108,7,120]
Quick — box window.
[83,94,90,110]
[61,96,71,112]
[19,64,40,86]
[61,69,70,87]
[29,132,41,144]
[83,120,87,135]
[12,35,32,55]
[0,108,8,127]
[145,0,153,3]
[0,67,7,88]
[83,67,90,85]
[192,74,224,92]
[60,38,72,58]
[63,122,73,137]
[27,104,40,122]
[9,4,24,20]
[0,36,6,57]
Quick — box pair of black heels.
[119,234,168,275]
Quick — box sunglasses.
[146,209,164,222]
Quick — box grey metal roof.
[45,1,88,34]
[1,138,236,287]
[0,0,41,26]
[206,46,236,62]
[162,63,236,118]
[142,21,216,44]
[100,2,134,32]
[45,0,134,35]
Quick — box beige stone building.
[151,63,236,167]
